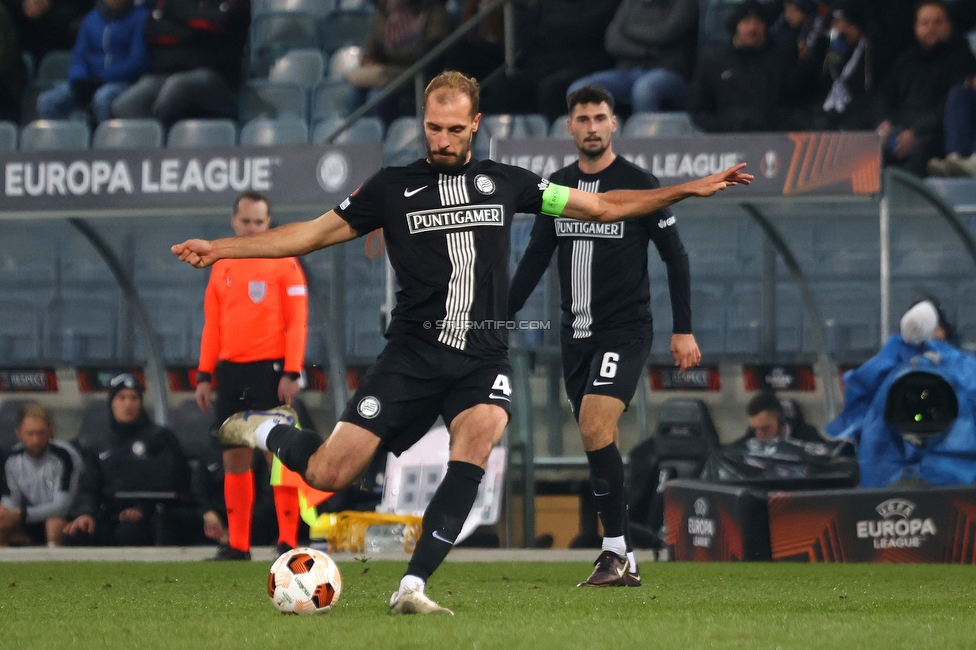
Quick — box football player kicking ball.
[510,85,699,587]
[172,71,750,615]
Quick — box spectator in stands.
[35,0,149,124]
[111,0,249,126]
[0,2,26,122]
[565,0,697,114]
[443,0,506,83]
[875,0,976,177]
[63,374,209,546]
[2,0,92,63]
[195,191,308,560]
[0,403,82,547]
[770,0,828,61]
[689,1,791,132]
[478,0,619,122]
[344,0,451,125]
[796,1,877,132]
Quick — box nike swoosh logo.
[431,530,453,544]
[403,185,427,197]
[592,380,613,386]
[489,394,511,401]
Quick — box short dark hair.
[747,392,783,418]
[233,191,271,217]
[567,85,615,114]
[727,0,770,33]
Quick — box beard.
[426,138,473,173]
[579,138,609,160]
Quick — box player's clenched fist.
[171,239,216,268]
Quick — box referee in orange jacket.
[196,191,309,560]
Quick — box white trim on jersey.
[439,230,477,350]
[438,174,470,206]
[570,239,593,339]
[578,179,600,193]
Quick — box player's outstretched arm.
[560,164,753,222]
[171,210,359,268]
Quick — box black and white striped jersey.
[335,158,547,356]
[509,156,692,340]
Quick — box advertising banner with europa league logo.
[768,486,976,563]
[664,479,771,561]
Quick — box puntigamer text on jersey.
[406,205,505,234]
[554,219,625,239]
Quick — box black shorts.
[214,359,285,426]
[562,333,652,420]
[340,335,512,456]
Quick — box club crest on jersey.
[406,204,505,234]
[554,218,624,239]
[248,281,267,304]
[474,174,495,195]
[357,396,381,419]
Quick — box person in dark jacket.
[0,2,26,122]
[2,0,92,63]
[877,0,976,177]
[688,1,791,132]
[565,0,698,113]
[35,0,149,123]
[63,374,213,546]
[111,0,249,126]
[477,0,619,122]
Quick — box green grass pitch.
[1,560,974,649]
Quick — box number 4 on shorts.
[491,374,512,397]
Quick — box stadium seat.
[19,120,89,150]
[725,283,762,355]
[337,0,370,7]
[21,51,35,83]
[328,45,362,80]
[35,50,71,82]
[813,281,880,357]
[312,115,382,144]
[475,113,548,159]
[268,48,326,89]
[548,114,572,139]
[250,11,321,76]
[319,8,375,54]
[92,119,164,150]
[57,295,118,363]
[239,116,309,145]
[254,0,335,17]
[622,112,696,137]
[0,300,44,363]
[239,79,308,123]
[167,119,236,148]
[311,79,352,120]
[0,120,16,151]
[383,115,422,166]
[74,399,113,453]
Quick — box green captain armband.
[541,182,570,216]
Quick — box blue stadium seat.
[0,300,44,363]
[239,80,308,123]
[622,112,696,137]
[20,120,89,150]
[36,50,71,81]
[313,115,383,144]
[319,8,375,54]
[813,281,880,357]
[725,282,762,354]
[269,48,326,89]
[254,0,335,17]
[312,79,352,120]
[133,289,198,362]
[475,114,548,160]
[239,116,309,145]
[250,11,321,76]
[56,294,119,363]
[548,114,572,139]
[328,45,362,80]
[93,119,164,150]
[0,120,16,151]
[383,115,422,166]
[167,119,236,148]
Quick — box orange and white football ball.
[268,547,342,615]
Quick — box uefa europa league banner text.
[495,132,882,198]
[0,142,383,214]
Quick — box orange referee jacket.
[198,257,308,377]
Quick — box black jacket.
[144,0,250,88]
[882,37,976,135]
[603,0,698,78]
[689,39,790,132]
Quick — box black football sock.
[585,442,626,540]
[266,424,323,478]
[405,460,485,583]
